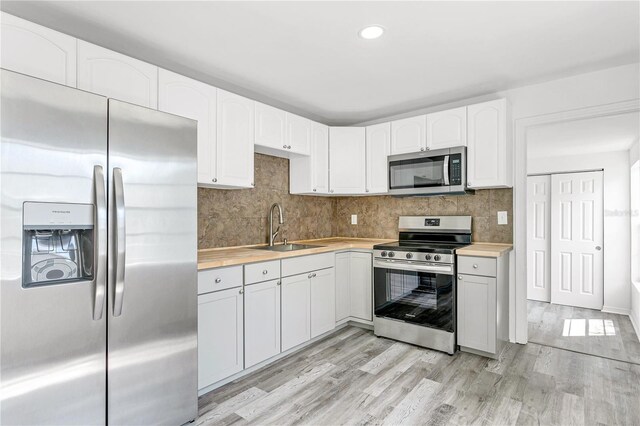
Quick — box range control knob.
[380,251,388,257]
[406,253,413,259]
[388,252,395,258]
[425,254,432,261]
[434,255,441,261]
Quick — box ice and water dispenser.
[22,202,95,288]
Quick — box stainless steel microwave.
[388,147,468,196]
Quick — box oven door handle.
[374,259,454,275]
[443,155,450,185]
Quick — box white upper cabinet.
[365,122,390,194]
[290,122,329,195]
[1,12,77,87]
[285,113,312,155]
[158,69,217,187]
[467,99,512,189]
[329,127,366,194]
[390,115,427,154]
[77,41,158,108]
[426,106,467,150]
[255,102,286,150]
[216,89,255,188]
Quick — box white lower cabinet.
[197,286,244,389]
[310,268,336,338]
[335,252,351,322]
[281,273,311,351]
[335,251,373,322]
[244,279,281,368]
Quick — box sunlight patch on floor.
[562,318,616,337]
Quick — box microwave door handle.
[113,167,126,317]
[443,155,450,185]
[93,165,107,321]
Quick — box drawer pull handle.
[262,269,268,275]
[473,264,478,269]
[215,278,222,283]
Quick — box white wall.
[528,151,631,312]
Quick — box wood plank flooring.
[197,326,640,425]
[528,300,640,364]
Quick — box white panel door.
[158,69,217,186]
[349,252,373,321]
[335,252,351,322]
[216,89,255,188]
[550,171,604,310]
[527,175,551,302]
[244,279,281,368]
[197,288,244,389]
[1,12,77,86]
[310,268,336,338]
[286,113,312,155]
[467,99,509,189]
[77,41,158,108]
[366,123,390,194]
[329,127,366,194]
[255,102,286,150]
[281,273,311,351]
[426,106,467,150]
[390,115,427,154]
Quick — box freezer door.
[0,70,108,425]
[107,100,198,425]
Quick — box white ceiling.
[2,1,639,125]
[527,112,640,159]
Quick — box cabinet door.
[366,122,390,194]
[1,12,77,87]
[286,113,312,155]
[467,99,510,189]
[310,268,336,338]
[335,252,351,322]
[310,122,329,193]
[245,280,281,368]
[158,69,217,186]
[457,274,496,353]
[390,115,426,154]
[329,127,366,194]
[198,287,244,389]
[216,89,255,188]
[426,106,467,150]
[281,273,311,351]
[349,252,373,321]
[255,102,286,150]
[77,40,158,108]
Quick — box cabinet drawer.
[458,256,497,277]
[281,252,334,277]
[245,260,281,285]
[198,266,243,294]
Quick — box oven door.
[373,259,455,332]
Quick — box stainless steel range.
[372,216,472,354]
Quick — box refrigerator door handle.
[113,167,126,317]
[93,165,107,321]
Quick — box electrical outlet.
[351,214,358,225]
[497,211,508,225]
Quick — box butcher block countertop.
[456,243,513,258]
[198,237,395,270]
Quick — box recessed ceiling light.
[359,25,385,40]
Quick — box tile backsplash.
[198,154,513,248]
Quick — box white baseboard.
[630,313,640,342]
[601,306,631,315]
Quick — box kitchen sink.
[254,243,323,252]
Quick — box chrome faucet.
[269,203,284,246]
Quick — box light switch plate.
[351,214,358,225]
[497,211,508,225]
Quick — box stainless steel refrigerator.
[0,69,198,425]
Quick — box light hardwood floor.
[197,326,640,425]
[528,300,640,364]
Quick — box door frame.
[513,99,640,344]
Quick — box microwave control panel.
[450,154,462,185]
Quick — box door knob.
[596,246,602,251]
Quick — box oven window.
[389,156,447,189]
[374,267,454,332]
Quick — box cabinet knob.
[330,189,334,193]
[308,273,313,279]
[251,182,255,186]
[283,145,287,148]
[426,147,431,151]
[313,188,317,192]
[287,145,292,149]
[458,275,463,280]
[239,289,244,294]
[420,147,425,151]
[215,278,222,283]
[365,189,370,193]
[212,178,217,183]
[467,182,472,187]
[596,246,602,251]
[262,269,268,275]
[473,264,479,269]
[277,281,281,286]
